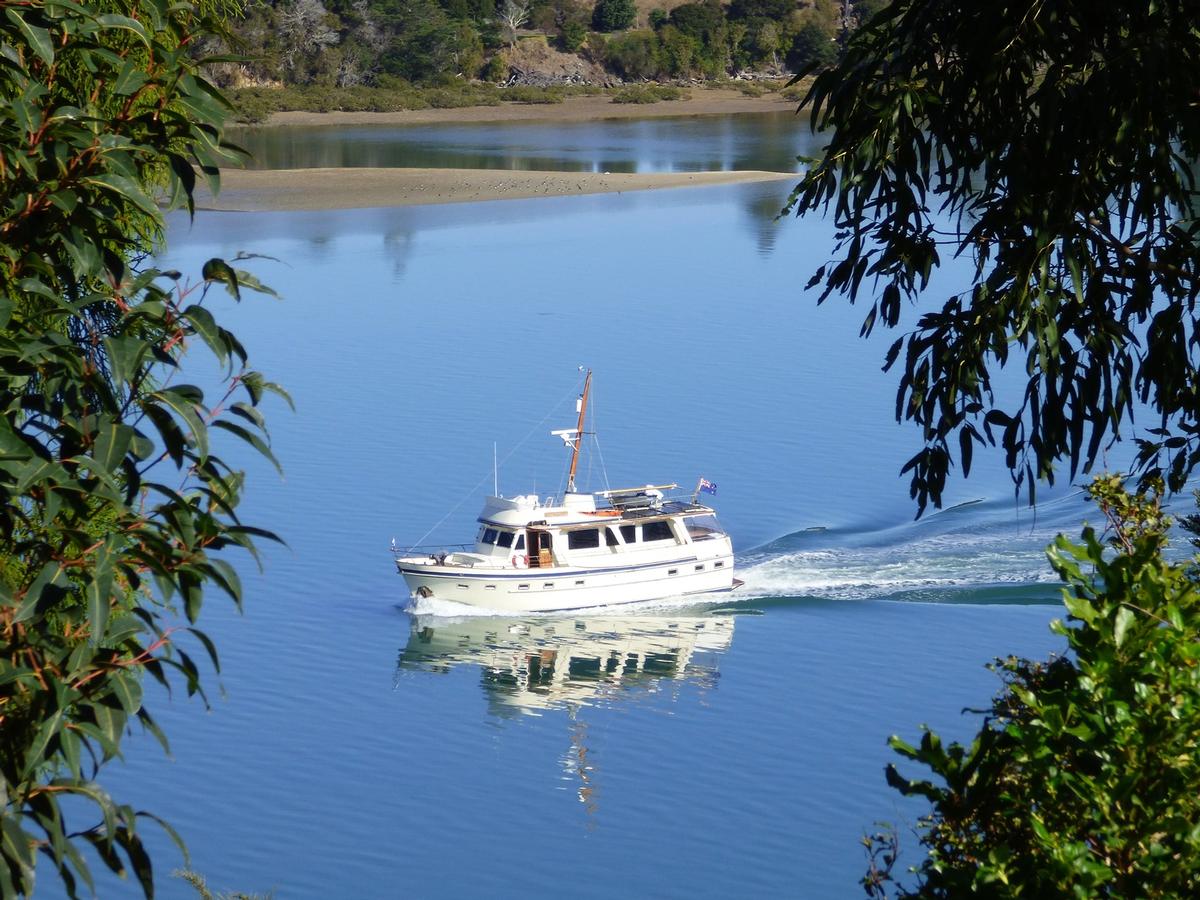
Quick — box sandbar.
[258,87,800,128]
[196,167,798,212]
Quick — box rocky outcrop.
[499,39,617,87]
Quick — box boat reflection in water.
[397,610,736,814]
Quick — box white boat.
[393,371,740,612]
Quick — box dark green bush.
[593,0,637,31]
[607,30,661,79]
[560,21,588,52]
[612,84,688,103]
[482,54,509,82]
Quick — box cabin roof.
[477,496,716,529]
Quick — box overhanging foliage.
[1,1,285,895]
[788,0,1200,513]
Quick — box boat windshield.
[685,515,723,540]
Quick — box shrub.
[229,87,282,124]
[560,21,588,52]
[592,0,636,32]
[786,19,838,73]
[612,84,688,103]
[482,54,510,82]
[607,30,661,79]
[584,32,609,64]
[865,476,1200,897]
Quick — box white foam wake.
[737,497,1089,602]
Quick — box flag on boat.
[699,478,717,495]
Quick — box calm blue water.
[231,112,813,174]
[76,118,1142,898]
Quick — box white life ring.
[512,554,529,568]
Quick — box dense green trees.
[1,1,282,894]
[221,0,853,87]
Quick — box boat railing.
[390,541,473,557]
[602,496,715,517]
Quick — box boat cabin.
[472,489,714,569]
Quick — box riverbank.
[196,167,797,211]
[246,87,799,128]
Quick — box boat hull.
[396,547,737,612]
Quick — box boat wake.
[736,492,1094,605]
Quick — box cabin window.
[567,528,601,550]
[714,561,725,568]
[667,568,678,576]
[643,520,674,542]
[695,564,705,571]
[685,514,722,539]
[605,528,619,547]
[482,527,499,545]
[514,534,525,551]
[496,531,514,549]
[619,524,638,543]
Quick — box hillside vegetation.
[215,0,884,117]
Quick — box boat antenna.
[493,441,498,496]
[567,369,591,493]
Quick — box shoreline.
[247,88,801,128]
[197,167,798,212]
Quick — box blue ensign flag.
[699,478,717,495]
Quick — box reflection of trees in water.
[304,232,335,261]
[740,183,791,256]
[382,225,416,280]
[234,112,820,176]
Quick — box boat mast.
[567,369,591,493]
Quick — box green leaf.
[82,173,160,219]
[147,385,209,461]
[212,419,280,473]
[202,258,240,300]
[0,816,35,891]
[181,304,226,363]
[93,13,150,45]
[91,420,134,474]
[23,708,66,781]
[7,9,55,66]
[113,826,154,897]
[108,672,143,716]
[1113,605,1135,648]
